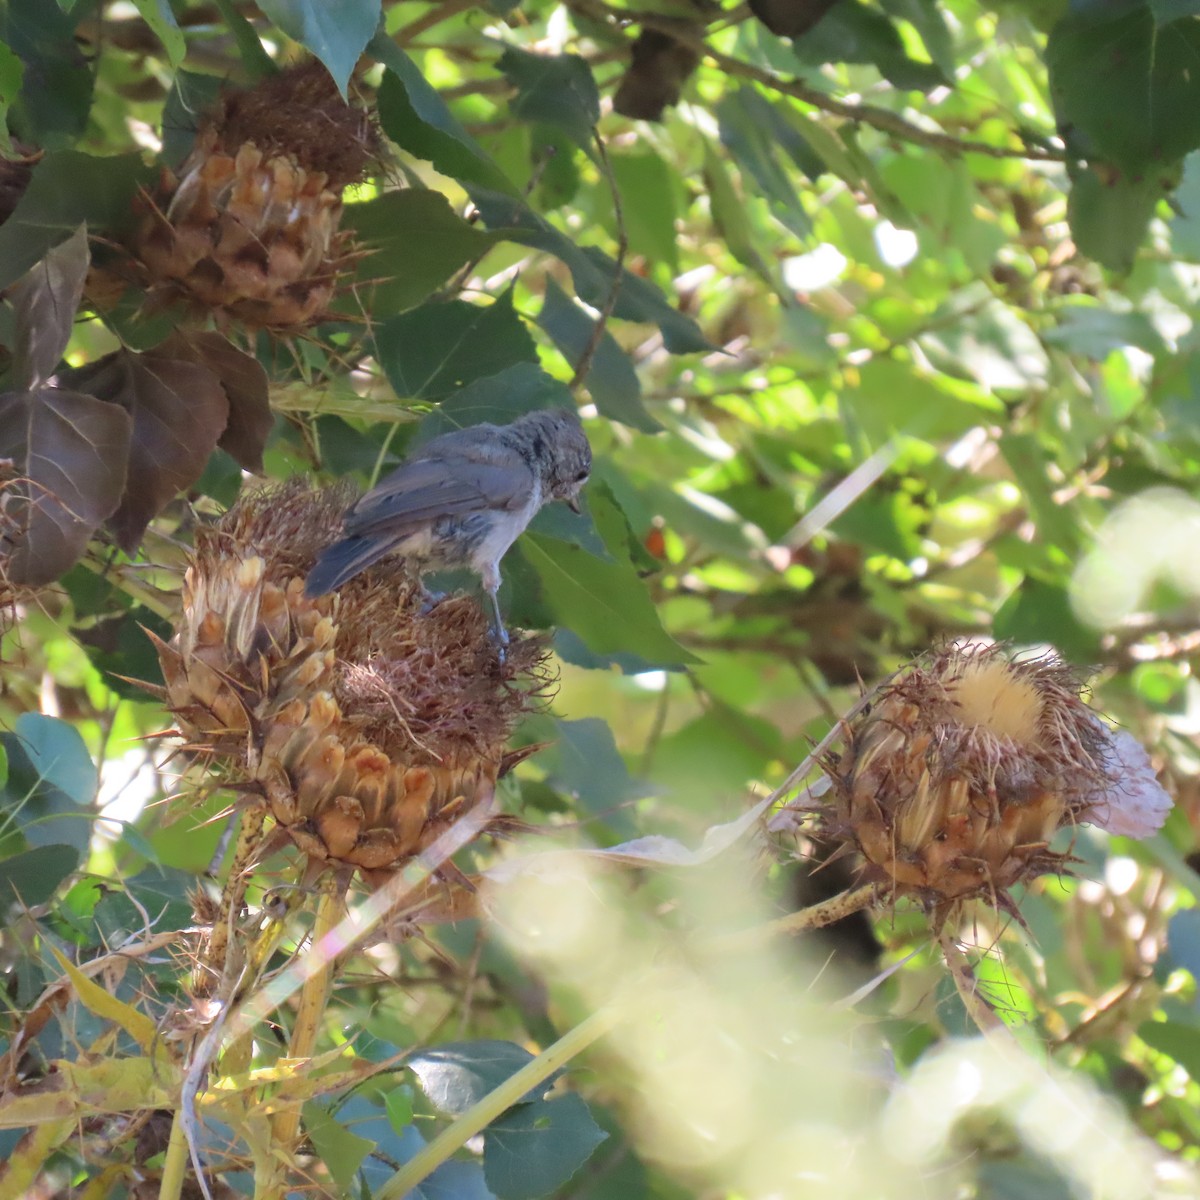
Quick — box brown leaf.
[747,0,842,37]
[158,331,273,473]
[65,345,230,552]
[8,225,90,390]
[0,387,132,585]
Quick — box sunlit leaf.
[256,0,380,95]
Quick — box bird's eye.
[574,471,590,483]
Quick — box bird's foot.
[487,590,510,663]
[417,585,446,615]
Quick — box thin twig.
[706,882,879,954]
[569,129,628,392]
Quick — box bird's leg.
[481,563,509,660]
[415,575,446,615]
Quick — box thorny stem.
[376,1007,621,1200]
[569,128,628,393]
[939,930,1011,1037]
[706,883,879,954]
[195,808,265,995]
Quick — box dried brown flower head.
[819,643,1110,921]
[150,481,551,883]
[133,61,379,330]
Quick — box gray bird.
[305,408,592,647]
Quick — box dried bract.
[818,643,1112,921]
[151,481,550,883]
[133,61,379,330]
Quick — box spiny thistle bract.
[133,61,378,330]
[817,643,1159,923]
[149,481,551,885]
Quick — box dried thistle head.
[132,61,380,330]
[818,643,1114,922]
[151,480,551,882]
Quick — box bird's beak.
[566,496,582,515]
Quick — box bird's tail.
[305,536,395,596]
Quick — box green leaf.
[0,0,92,145]
[343,190,502,315]
[130,0,186,66]
[483,1094,608,1200]
[303,1103,375,1189]
[0,843,79,908]
[1047,10,1200,174]
[999,434,1081,551]
[524,487,700,668]
[2,715,98,844]
[609,150,680,273]
[1042,301,1165,360]
[410,1041,550,1114]
[467,186,713,354]
[1139,1018,1200,1081]
[256,0,380,95]
[1066,163,1170,272]
[384,1085,415,1133]
[374,292,538,402]
[0,151,152,293]
[792,0,946,90]
[497,46,600,149]
[419,363,575,439]
[0,41,25,156]
[373,40,517,194]
[536,278,658,431]
[993,576,1101,663]
[703,144,775,285]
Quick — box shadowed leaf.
[0,388,131,584]
[157,331,272,473]
[8,224,87,390]
[64,345,230,551]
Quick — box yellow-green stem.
[270,886,344,1150]
[376,1006,620,1200]
[197,808,265,995]
[706,883,878,954]
[157,1105,190,1200]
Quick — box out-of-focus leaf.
[410,1041,551,1114]
[385,1085,415,1132]
[484,1093,607,1200]
[919,292,1049,390]
[1043,302,1165,360]
[652,705,781,797]
[160,70,224,168]
[497,47,600,149]
[375,292,538,402]
[0,844,79,908]
[994,576,1101,663]
[1067,164,1169,272]
[749,0,842,38]
[0,714,96,854]
[0,152,152,293]
[0,388,131,584]
[64,344,230,552]
[1048,10,1200,175]
[704,144,775,286]
[609,150,680,272]
[537,279,658,431]
[8,224,88,391]
[343,190,502,316]
[717,89,817,239]
[0,43,24,157]
[303,1103,375,1190]
[256,0,380,95]
[373,39,516,194]
[999,434,1080,551]
[0,0,92,145]
[792,0,946,90]
[130,0,186,66]
[1139,1018,1200,1081]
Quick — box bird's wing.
[343,446,533,537]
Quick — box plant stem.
[270,886,344,1148]
[706,883,878,954]
[196,808,265,995]
[157,1106,190,1200]
[376,1006,620,1200]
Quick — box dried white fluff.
[1087,726,1173,839]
